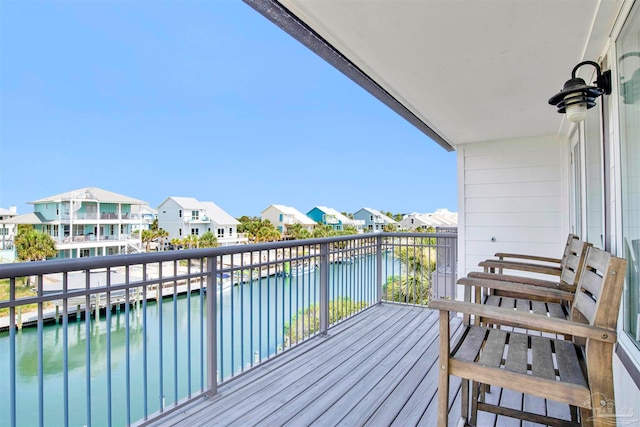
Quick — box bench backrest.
[571,246,626,330]
[559,236,592,291]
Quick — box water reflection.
[16,310,144,380]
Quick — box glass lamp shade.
[564,93,588,123]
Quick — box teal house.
[7,187,147,259]
[306,206,363,232]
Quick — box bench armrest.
[457,277,574,303]
[465,271,575,292]
[428,299,616,343]
[478,259,562,276]
[494,252,562,264]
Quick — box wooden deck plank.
[192,306,418,426]
[366,318,465,427]
[417,375,463,427]
[317,313,441,426]
[237,308,437,426]
[497,387,525,427]
[145,303,572,427]
[153,304,403,427]
[291,308,439,426]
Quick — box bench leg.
[438,311,450,427]
[461,379,469,421]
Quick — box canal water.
[0,253,403,427]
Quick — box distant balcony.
[57,234,137,245]
[0,232,459,426]
[99,212,133,220]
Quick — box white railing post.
[376,235,383,304]
[206,256,218,397]
[319,242,329,334]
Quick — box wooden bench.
[467,236,591,296]
[474,234,581,283]
[429,247,626,427]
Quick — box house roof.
[201,202,240,226]
[244,0,623,148]
[403,209,458,227]
[358,207,397,224]
[159,197,239,225]
[140,205,158,215]
[29,187,146,205]
[312,206,352,223]
[267,204,316,225]
[160,196,204,210]
[0,208,17,217]
[2,212,49,225]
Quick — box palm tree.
[312,224,335,238]
[256,226,281,243]
[182,234,199,249]
[156,229,169,250]
[15,227,57,286]
[170,237,182,250]
[286,223,311,240]
[140,229,155,252]
[199,231,218,248]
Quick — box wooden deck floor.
[146,303,572,427]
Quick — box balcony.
[0,231,572,426]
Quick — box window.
[584,106,604,248]
[192,210,199,220]
[229,227,233,236]
[179,210,182,218]
[571,132,582,235]
[217,228,224,238]
[191,228,199,235]
[179,228,182,236]
[618,4,640,350]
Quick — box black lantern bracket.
[548,60,611,115]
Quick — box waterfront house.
[306,206,364,232]
[261,204,316,236]
[156,196,247,246]
[242,0,640,420]
[0,206,17,263]
[399,209,458,231]
[0,206,17,251]
[5,187,146,258]
[353,207,397,232]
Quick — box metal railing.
[0,232,456,427]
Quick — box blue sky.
[0,0,457,218]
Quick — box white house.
[353,207,396,232]
[0,206,17,250]
[156,197,246,246]
[132,205,157,235]
[261,204,316,235]
[249,0,640,419]
[400,209,458,231]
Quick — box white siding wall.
[261,207,282,230]
[157,199,184,240]
[458,135,570,279]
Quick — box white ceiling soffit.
[243,0,624,150]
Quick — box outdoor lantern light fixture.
[548,60,612,123]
